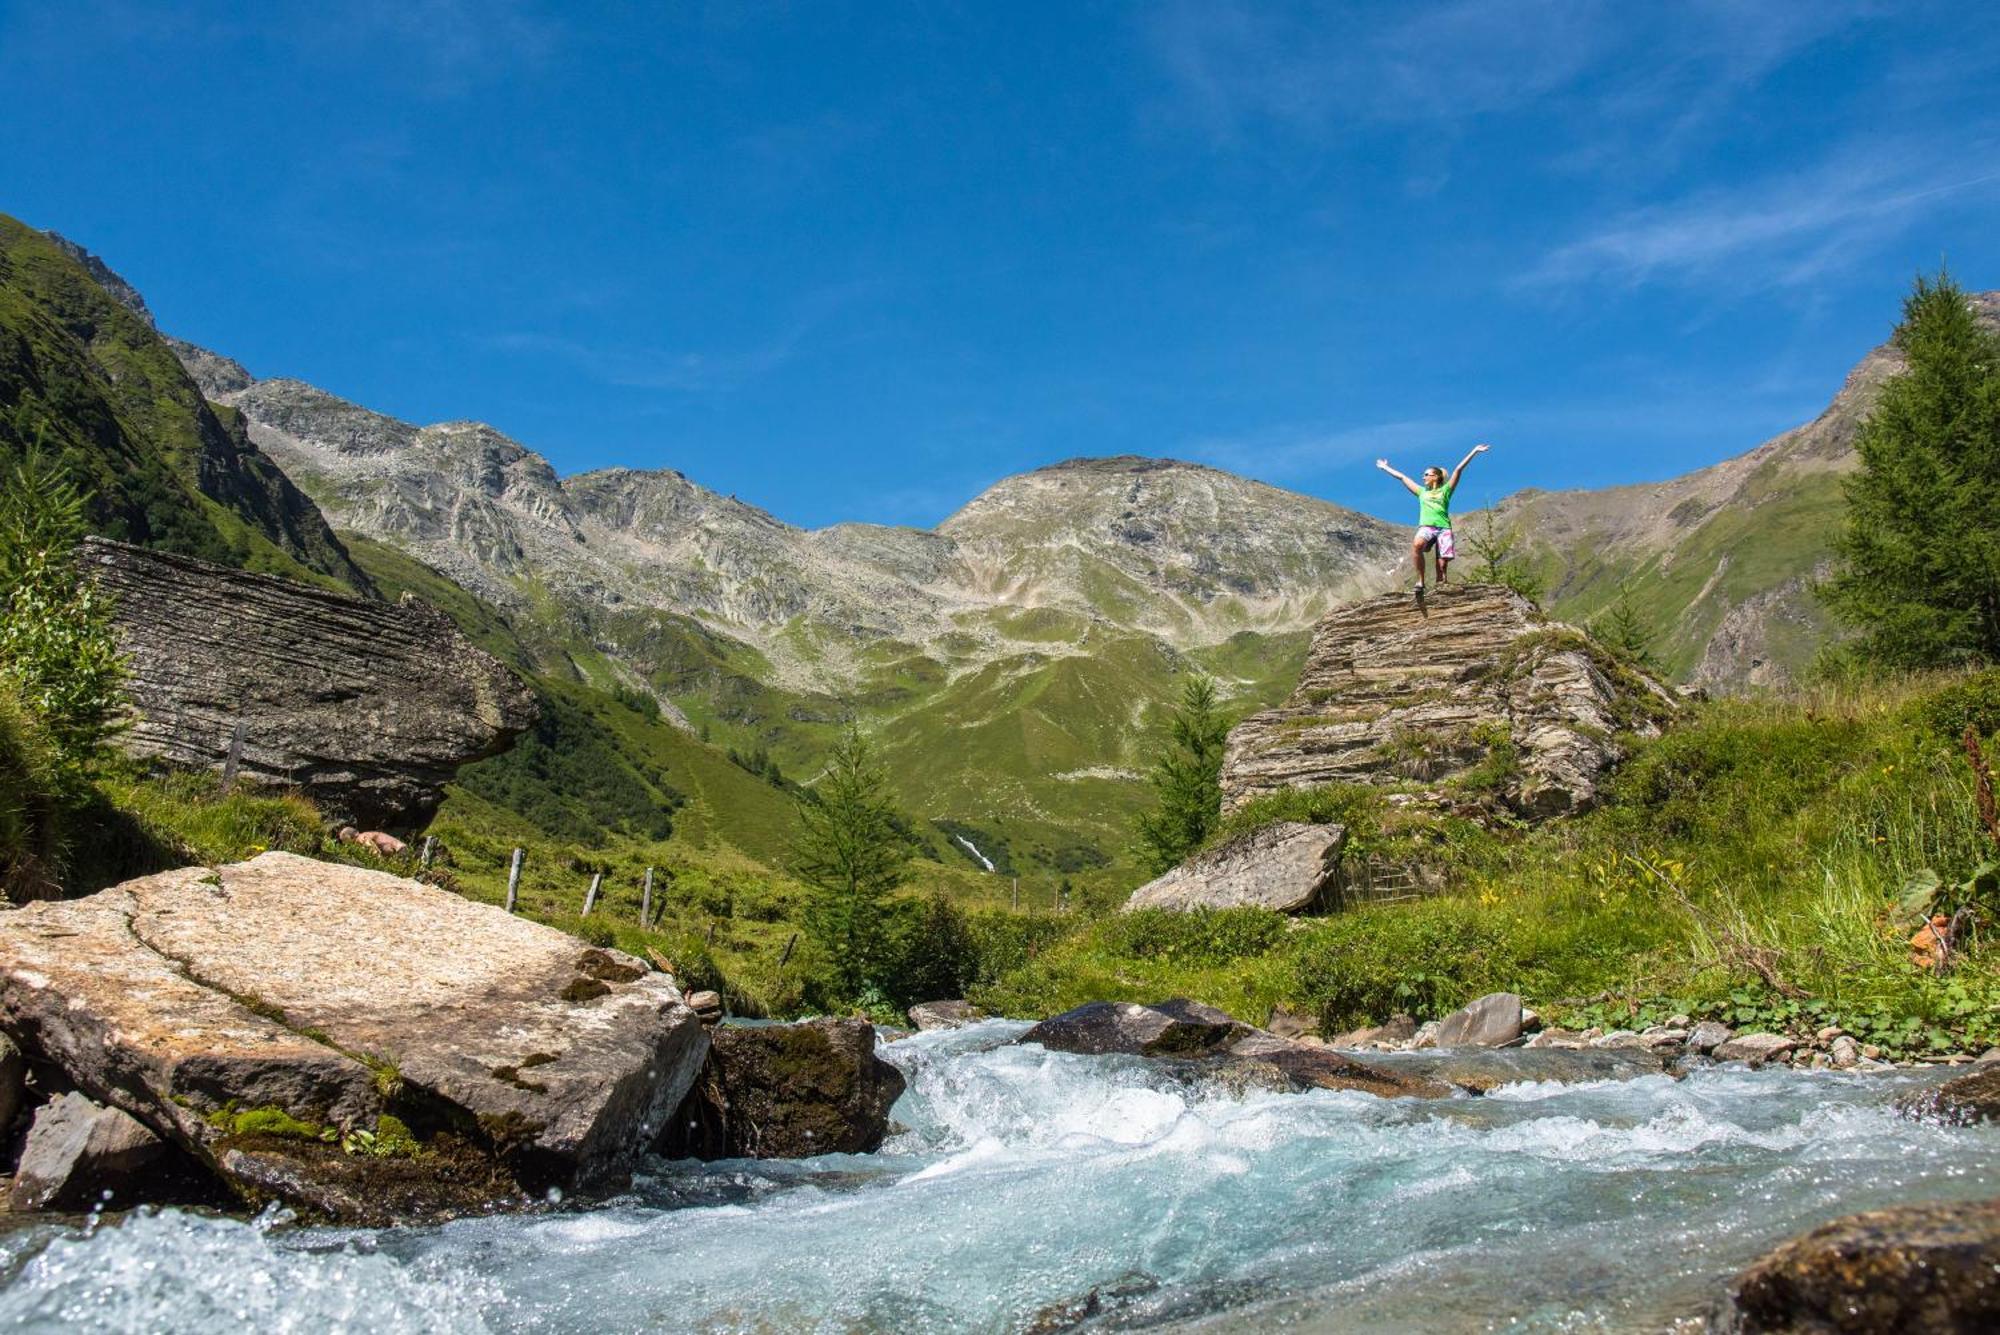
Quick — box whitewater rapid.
[0,1020,1994,1333]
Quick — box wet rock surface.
[85,537,537,829]
[1715,1196,2000,1333]
[1372,1047,1665,1093]
[1021,1001,1453,1101]
[0,853,706,1221]
[1898,1066,2000,1126]
[660,1019,905,1160]
[908,1000,983,1031]
[1123,822,1345,914]
[1220,583,1677,819]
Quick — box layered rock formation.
[1221,583,1677,818]
[85,537,537,828]
[0,853,708,1222]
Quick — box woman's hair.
[1423,466,1445,482]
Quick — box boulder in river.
[9,1092,167,1212]
[0,852,707,1222]
[659,1018,905,1160]
[1715,1196,2000,1333]
[1021,1000,1453,1100]
[908,1000,983,1031]
[1897,1066,2000,1126]
[1122,822,1344,914]
[1021,1000,1248,1057]
[85,537,538,829]
[1432,992,1524,1048]
[1369,1047,1665,1094]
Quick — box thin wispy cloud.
[485,282,879,394]
[1187,418,1484,484]
[1524,144,2000,292]
[1140,0,1864,143]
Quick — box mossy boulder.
[659,1019,904,1160]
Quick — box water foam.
[0,1024,1990,1333]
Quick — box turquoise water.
[0,1021,1994,1333]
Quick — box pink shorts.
[1415,526,1455,559]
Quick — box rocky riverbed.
[0,1019,1993,1331]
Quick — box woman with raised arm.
[1377,443,1489,597]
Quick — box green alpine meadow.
[5,6,2000,1327]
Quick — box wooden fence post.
[1011,876,1019,912]
[640,866,654,926]
[219,720,247,793]
[582,872,602,916]
[779,932,797,967]
[504,847,524,913]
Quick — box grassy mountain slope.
[0,217,367,591]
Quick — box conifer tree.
[1593,584,1659,670]
[1825,272,2000,665]
[1134,675,1229,874]
[790,726,911,998]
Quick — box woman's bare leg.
[1410,539,1428,585]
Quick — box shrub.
[0,685,64,898]
[0,448,126,791]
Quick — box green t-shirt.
[1419,483,1453,529]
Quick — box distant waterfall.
[952,834,996,872]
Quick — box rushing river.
[0,1021,1995,1333]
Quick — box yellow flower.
[1478,890,1500,907]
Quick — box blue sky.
[5,2,1999,528]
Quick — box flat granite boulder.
[1715,1196,2000,1332]
[0,852,706,1222]
[659,1018,905,1160]
[1123,822,1345,914]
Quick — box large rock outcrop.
[0,852,707,1222]
[85,537,537,829]
[1221,583,1677,819]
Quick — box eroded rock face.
[659,1019,905,1160]
[1221,584,1676,819]
[84,538,537,829]
[1123,822,1344,914]
[0,853,706,1221]
[1716,1197,2000,1333]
